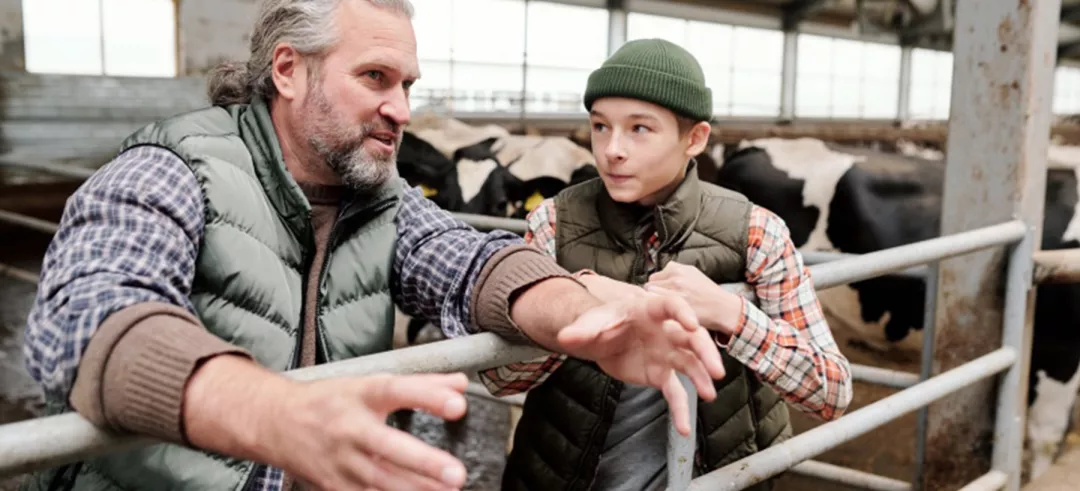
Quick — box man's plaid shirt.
[22,145,529,491]
[478,198,854,422]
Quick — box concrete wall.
[0,73,208,165]
[0,0,22,72]
[178,0,259,75]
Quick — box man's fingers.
[367,372,469,420]
[667,347,717,401]
[687,325,727,380]
[362,425,468,488]
[662,372,692,437]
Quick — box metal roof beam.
[782,0,828,31]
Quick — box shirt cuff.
[69,302,252,445]
[470,244,578,344]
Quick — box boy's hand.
[645,261,745,339]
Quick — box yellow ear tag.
[525,191,545,211]
[420,184,438,197]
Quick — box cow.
[709,136,1080,480]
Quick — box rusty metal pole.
[923,1,1056,490]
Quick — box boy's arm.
[725,206,853,420]
[647,206,853,421]
[477,200,568,396]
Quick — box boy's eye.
[633,124,650,133]
[592,122,607,132]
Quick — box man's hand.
[646,261,745,338]
[576,272,648,303]
[184,355,470,491]
[553,293,727,436]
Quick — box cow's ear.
[684,121,712,157]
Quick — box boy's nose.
[605,137,627,162]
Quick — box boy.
[480,39,853,490]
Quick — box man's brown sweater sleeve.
[470,244,584,344]
[69,302,252,444]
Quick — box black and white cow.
[394,117,599,346]
[710,137,1080,479]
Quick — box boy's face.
[588,97,710,206]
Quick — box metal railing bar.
[0,220,1026,478]
[452,212,528,235]
[849,364,920,390]
[808,221,1025,290]
[0,262,40,285]
[788,460,912,491]
[800,250,929,279]
[955,470,1007,491]
[0,332,548,479]
[991,228,1036,489]
[668,374,698,489]
[686,347,1017,491]
[0,159,97,181]
[0,210,59,235]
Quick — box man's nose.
[380,88,411,127]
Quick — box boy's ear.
[685,121,712,157]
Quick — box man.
[20,1,726,491]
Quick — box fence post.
[922,1,1055,489]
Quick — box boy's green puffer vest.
[24,97,403,491]
[501,164,792,491]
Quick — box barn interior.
[2,1,1080,491]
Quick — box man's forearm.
[508,276,602,350]
[183,354,292,462]
[470,244,593,348]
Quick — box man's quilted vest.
[501,165,792,491]
[24,98,402,491]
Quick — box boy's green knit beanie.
[584,38,713,122]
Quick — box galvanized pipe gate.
[0,1,1065,490]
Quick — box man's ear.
[270,43,303,102]
[685,121,712,157]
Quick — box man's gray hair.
[207,0,414,106]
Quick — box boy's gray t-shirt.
[592,384,670,490]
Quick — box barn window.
[795,34,901,119]
[1053,65,1080,116]
[524,1,609,114]
[22,0,177,77]
[908,48,953,121]
[411,0,527,114]
[626,13,784,118]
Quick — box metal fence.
[0,187,1034,491]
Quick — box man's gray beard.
[312,133,395,195]
[303,85,398,195]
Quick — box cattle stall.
[0,5,1073,491]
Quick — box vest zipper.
[313,195,396,364]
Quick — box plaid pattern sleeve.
[476,198,567,396]
[23,145,204,402]
[726,205,854,421]
[391,182,528,338]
